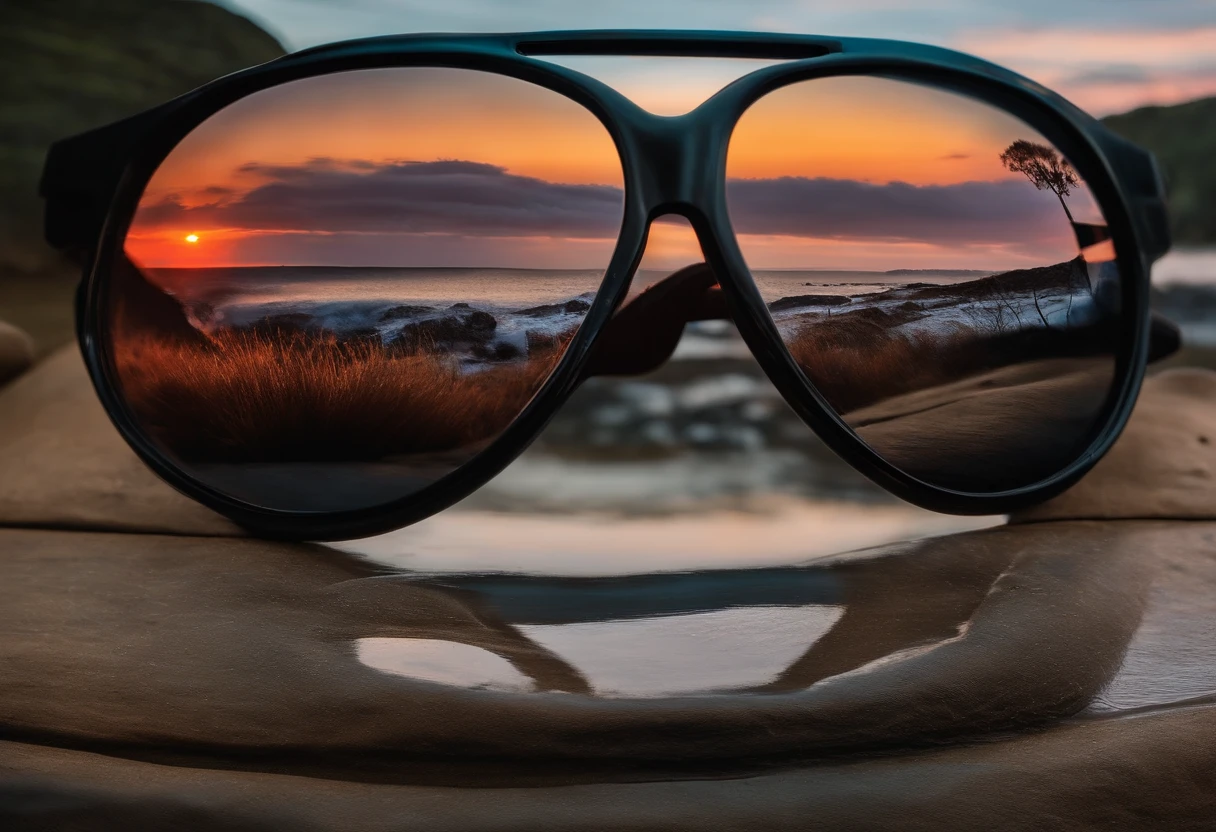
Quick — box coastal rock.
[471,341,522,361]
[343,326,383,347]
[240,312,334,341]
[111,254,209,346]
[817,303,925,333]
[768,294,851,312]
[517,299,592,317]
[391,310,496,353]
[903,257,1088,303]
[0,321,34,386]
[379,304,436,322]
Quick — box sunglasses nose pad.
[582,262,732,379]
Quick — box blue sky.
[222,0,1216,115]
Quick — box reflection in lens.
[726,76,1120,493]
[111,68,624,512]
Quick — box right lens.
[727,75,1122,495]
[109,67,625,513]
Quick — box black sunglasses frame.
[42,30,1171,540]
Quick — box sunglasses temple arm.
[41,106,169,262]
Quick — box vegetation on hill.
[0,0,285,272]
[1102,96,1216,246]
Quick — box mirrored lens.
[111,68,624,512]
[727,76,1120,494]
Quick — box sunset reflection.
[113,67,625,512]
[727,76,1121,493]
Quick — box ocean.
[150,263,1062,355]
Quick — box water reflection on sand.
[335,497,998,577]
[356,605,846,697]
[332,321,1001,694]
[340,516,1012,698]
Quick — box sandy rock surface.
[2,348,1216,829]
[0,347,241,536]
[1014,367,1216,521]
[0,321,34,387]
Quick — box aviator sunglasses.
[41,30,1176,540]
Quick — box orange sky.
[140,67,624,201]
[727,75,1035,185]
[126,68,1100,271]
[128,67,624,266]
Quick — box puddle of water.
[519,605,845,697]
[356,637,532,693]
[1087,572,1216,713]
[334,500,999,577]
[354,604,845,697]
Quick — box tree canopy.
[1000,140,1079,222]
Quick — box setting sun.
[184,234,199,244]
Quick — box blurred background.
[2,0,1213,574]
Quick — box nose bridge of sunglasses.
[516,33,837,61]
[582,262,730,379]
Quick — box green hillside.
[1102,96,1216,246]
[0,0,285,273]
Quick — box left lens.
[109,67,624,513]
[726,75,1123,495]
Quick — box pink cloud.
[956,26,1216,114]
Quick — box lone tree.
[1000,140,1079,222]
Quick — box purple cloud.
[725,176,1071,244]
[137,158,1075,247]
[138,159,627,238]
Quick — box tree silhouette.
[1000,140,1079,223]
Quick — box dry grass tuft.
[786,319,992,414]
[114,330,565,463]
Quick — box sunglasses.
[41,30,1175,540]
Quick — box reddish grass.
[113,331,564,463]
[785,319,988,414]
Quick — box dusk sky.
[130,1,1204,271]
[219,0,1216,116]
[127,68,1086,271]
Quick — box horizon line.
[145,264,1005,274]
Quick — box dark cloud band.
[725,175,1067,244]
[136,158,1070,246]
[139,159,627,238]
